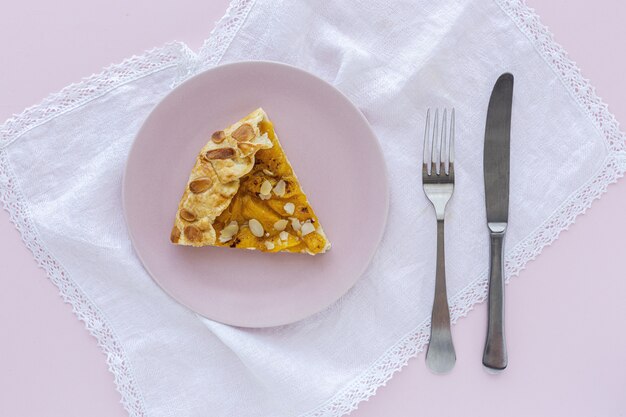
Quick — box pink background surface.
[1,1,625,416]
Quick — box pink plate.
[123,61,388,327]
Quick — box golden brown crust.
[172,109,272,247]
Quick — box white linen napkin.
[1,0,624,416]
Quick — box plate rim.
[122,60,390,327]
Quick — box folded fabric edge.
[199,0,258,68]
[171,0,258,86]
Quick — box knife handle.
[483,229,508,371]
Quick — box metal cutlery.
[482,73,514,371]
[423,108,456,374]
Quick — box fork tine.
[423,108,431,174]
[440,109,447,175]
[450,108,455,168]
[431,109,439,175]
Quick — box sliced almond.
[290,217,301,231]
[238,142,256,156]
[273,179,286,197]
[258,193,271,201]
[219,221,239,243]
[274,219,288,231]
[279,231,289,241]
[260,179,273,196]
[248,218,264,237]
[231,123,255,142]
[204,148,235,160]
[301,221,315,236]
[184,225,201,241]
[284,202,295,215]
[170,226,181,243]
[189,177,213,194]
[179,208,197,222]
[211,130,226,143]
[264,241,275,250]
[223,220,239,233]
[263,169,275,176]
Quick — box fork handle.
[483,231,508,371]
[425,220,456,374]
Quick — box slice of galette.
[171,108,330,255]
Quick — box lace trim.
[172,0,258,86]
[0,42,185,150]
[199,0,258,67]
[495,0,626,154]
[0,150,147,417]
[300,0,626,415]
[1,0,625,416]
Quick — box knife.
[483,73,513,371]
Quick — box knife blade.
[483,73,513,371]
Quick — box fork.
[422,108,456,374]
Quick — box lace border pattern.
[171,0,258,86]
[495,0,626,154]
[1,0,625,417]
[0,43,185,151]
[0,150,148,416]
